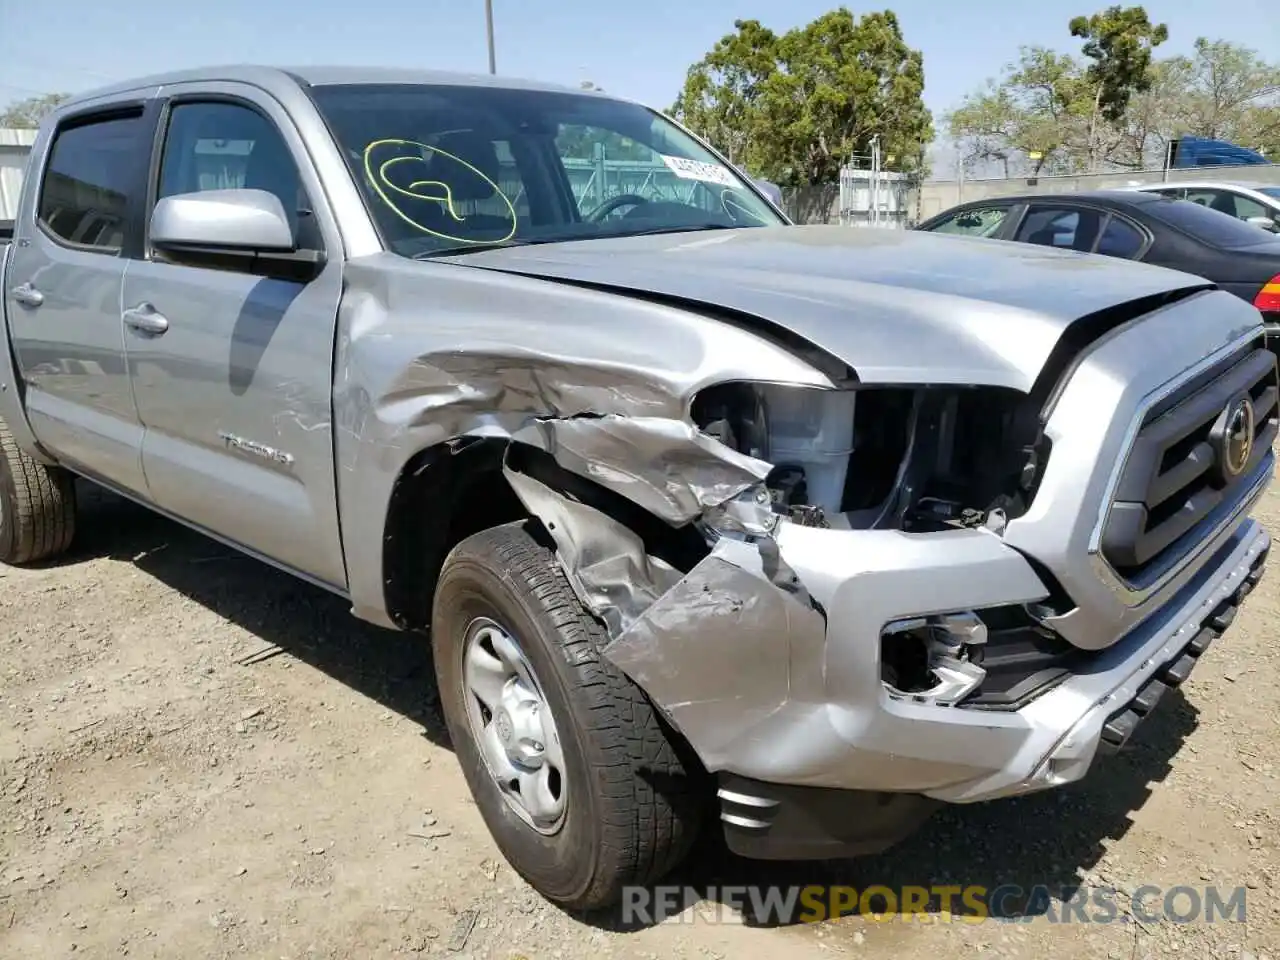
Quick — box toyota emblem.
[1219,396,1255,481]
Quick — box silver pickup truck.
[1,65,1274,910]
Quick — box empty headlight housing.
[691,381,857,517]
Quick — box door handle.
[10,282,44,308]
[122,303,170,336]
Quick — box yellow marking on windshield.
[362,138,517,244]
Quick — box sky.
[2,0,1277,136]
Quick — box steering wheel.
[584,194,651,222]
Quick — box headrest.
[424,131,502,202]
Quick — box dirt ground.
[1,482,1277,960]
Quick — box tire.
[0,417,76,565]
[431,521,703,910]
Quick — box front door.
[4,106,151,494]
[120,86,346,589]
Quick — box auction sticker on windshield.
[661,155,738,187]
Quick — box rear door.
[3,103,153,493]
[119,84,347,589]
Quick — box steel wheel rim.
[461,616,568,835]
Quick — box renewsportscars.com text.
[621,884,1248,926]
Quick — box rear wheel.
[0,418,76,565]
[431,521,703,910]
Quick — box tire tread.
[0,418,76,564]
[448,523,700,908]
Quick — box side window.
[157,101,307,240]
[1095,216,1146,258]
[1184,188,1239,218]
[928,205,1009,237]
[1014,206,1102,251]
[37,111,146,252]
[1232,194,1269,220]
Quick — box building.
[0,128,36,221]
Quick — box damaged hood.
[440,225,1210,392]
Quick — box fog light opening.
[881,612,988,706]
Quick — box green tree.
[947,47,1092,175]
[0,92,70,129]
[1116,39,1280,163]
[671,9,932,186]
[1069,5,1168,170]
[1069,5,1169,123]
[1171,38,1280,145]
[948,29,1280,175]
[669,18,779,168]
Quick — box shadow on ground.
[59,484,1200,931]
[58,484,450,748]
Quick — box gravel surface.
[1,483,1277,959]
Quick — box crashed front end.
[489,287,1275,860]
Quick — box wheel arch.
[380,434,712,634]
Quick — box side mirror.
[150,188,324,281]
[1245,215,1280,233]
[152,188,295,251]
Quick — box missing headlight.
[692,380,1050,533]
[691,382,857,520]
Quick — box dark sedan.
[916,190,1280,327]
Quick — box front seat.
[416,131,517,242]
[1026,226,1060,246]
[1210,192,1239,218]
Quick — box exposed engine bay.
[690,381,1052,534]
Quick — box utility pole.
[485,0,496,74]
[869,135,881,227]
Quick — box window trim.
[35,101,154,258]
[143,92,326,267]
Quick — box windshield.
[1143,196,1279,249]
[1259,186,1280,201]
[310,83,785,257]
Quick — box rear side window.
[1095,216,1146,258]
[1146,197,1274,249]
[1014,205,1103,251]
[37,111,146,252]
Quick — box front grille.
[1100,345,1278,582]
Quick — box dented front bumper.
[605,514,1268,807]
[501,402,1271,813]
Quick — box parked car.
[2,67,1275,910]
[916,190,1280,331]
[1131,180,1280,233]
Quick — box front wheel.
[431,521,703,910]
